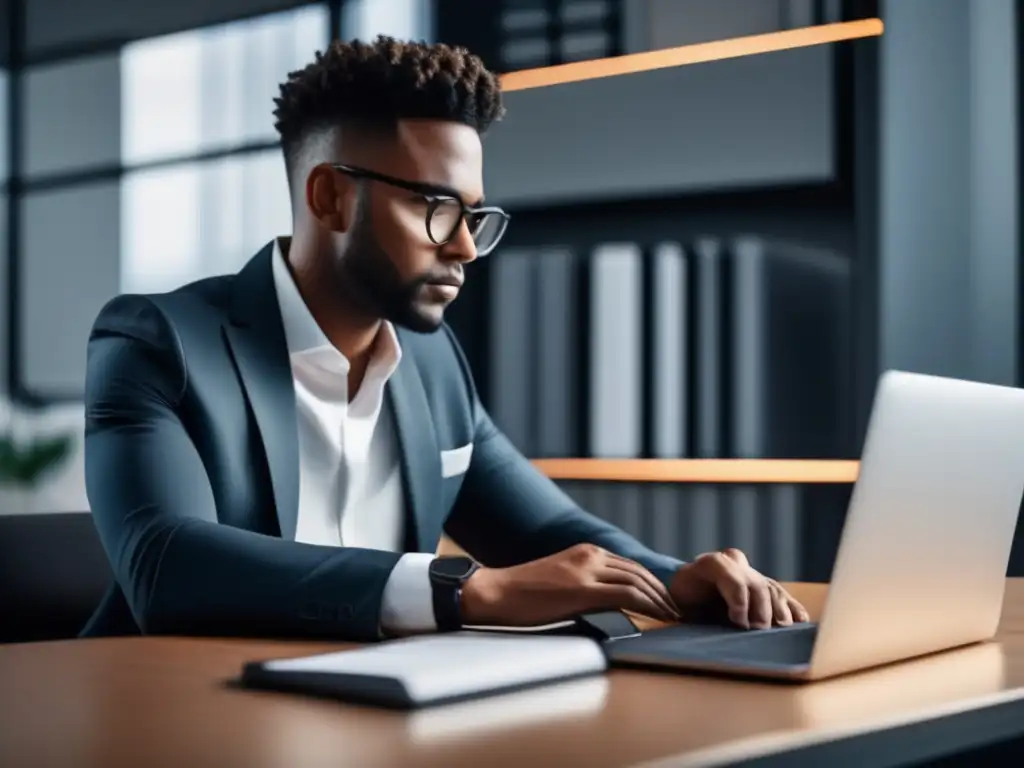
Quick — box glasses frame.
[330,163,510,256]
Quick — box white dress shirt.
[271,239,436,634]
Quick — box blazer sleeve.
[84,295,402,642]
[440,328,684,587]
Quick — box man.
[82,37,807,642]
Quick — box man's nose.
[440,218,478,264]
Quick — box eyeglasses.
[331,164,510,257]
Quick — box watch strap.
[430,557,478,632]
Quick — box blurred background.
[0,0,1021,640]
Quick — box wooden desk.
[3,581,1024,768]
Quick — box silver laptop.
[606,370,1024,681]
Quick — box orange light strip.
[500,19,883,92]
[531,459,860,484]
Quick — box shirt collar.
[270,237,402,380]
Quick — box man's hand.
[460,543,682,626]
[670,548,810,629]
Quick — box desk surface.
[2,581,1024,768]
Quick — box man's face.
[318,120,486,333]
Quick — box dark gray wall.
[0,5,8,65]
[19,181,121,394]
[488,0,837,206]
[487,42,835,207]
[1,69,8,393]
[23,54,120,176]
[642,0,820,50]
[879,0,1018,385]
[968,0,1020,386]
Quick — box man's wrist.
[460,567,502,625]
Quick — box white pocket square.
[440,443,473,478]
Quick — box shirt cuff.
[379,553,437,636]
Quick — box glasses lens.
[427,199,462,244]
[469,211,508,256]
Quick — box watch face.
[431,556,476,583]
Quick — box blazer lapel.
[387,333,442,553]
[223,244,300,540]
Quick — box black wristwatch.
[429,556,480,632]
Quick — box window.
[118,4,330,295]
[10,6,332,400]
[341,0,434,42]
[121,4,329,165]
[121,149,291,294]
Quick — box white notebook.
[242,632,608,709]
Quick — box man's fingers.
[698,552,756,629]
[707,563,750,629]
[595,583,678,623]
[780,588,811,623]
[790,599,811,623]
[711,551,777,629]
[768,582,793,626]
[764,579,810,623]
[603,555,681,617]
[724,585,750,628]
[598,565,680,621]
[747,578,773,629]
[721,547,750,568]
[606,557,679,606]
[684,551,810,629]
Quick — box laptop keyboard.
[611,623,819,666]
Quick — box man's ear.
[305,164,355,233]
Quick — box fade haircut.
[273,35,505,182]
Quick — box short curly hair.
[274,35,505,176]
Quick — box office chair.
[0,512,111,643]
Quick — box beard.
[335,208,446,334]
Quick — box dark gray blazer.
[82,244,682,641]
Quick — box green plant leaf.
[0,433,74,486]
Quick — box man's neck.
[285,236,383,398]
